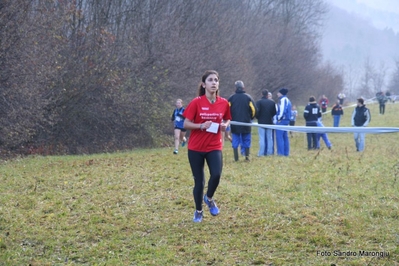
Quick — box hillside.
[321,4,399,74]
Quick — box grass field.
[1,102,399,265]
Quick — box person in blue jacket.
[275,88,292,156]
[171,99,187,154]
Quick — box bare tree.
[340,63,361,100]
[371,61,387,94]
[359,57,375,98]
[0,1,46,153]
[0,0,345,156]
[388,59,399,95]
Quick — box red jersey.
[183,96,231,152]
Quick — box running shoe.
[173,149,178,154]
[204,195,219,216]
[193,210,203,223]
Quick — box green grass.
[1,102,399,265]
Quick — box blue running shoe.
[182,140,186,147]
[204,195,219,216]
[193,210,203,223]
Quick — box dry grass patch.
[0,103,399,265]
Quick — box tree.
[388,59,399,95]
[0,0,345,156]
[0,1,45,154]
[371,61,387,94]
[340,63,361,100]
[359,57,375,98]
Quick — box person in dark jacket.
[228,81,257,161]
[319,95,329,113]
[304,96,322,150]
[331,100,344,127]
[351,98,371,152]
[377,92,388,114]
[255,89,277,156]
[386,91,391,102]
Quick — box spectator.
[337,92,346,105]
[319,95,329,113]
[386,91,391,102]
[268,91,276,154]
[331,100,344,127]
[289,105,298,137]
[275,88,292,156]
[304,96,321,150]
[255,89,276,156]
[377,92,388,115]
[351,98,371,152]
[183,70,231,223]
[228,81,257,161]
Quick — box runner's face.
[176,100,182,108]
[202,74,219,94]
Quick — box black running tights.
[188,150,223,211]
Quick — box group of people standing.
[229,84,292,159]
[317,94,345,127]
[171,70,372,223]
[304,94,371,151]
[227,83,292,158]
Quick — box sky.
[328,0,399,14]
[356,0,399,13]
[327,0,399,32]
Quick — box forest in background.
[321,3,399,98]
[0,0,398,156]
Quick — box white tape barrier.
[322,97,372,115]
[229,95,399,134]
[230,121,399,134]
[322,95,398,115]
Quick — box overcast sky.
[328,0,399,13]
[356,0,399,13]
[327,0,399,32]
